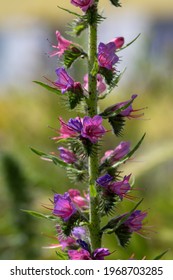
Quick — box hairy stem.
[87,3,101,251]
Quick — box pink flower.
[49,31,72,57]
[68,189,88,209]
[71,0,94,12]
[54,68,75,94]
[83,74,106,94]
[81,115,106,144]
[112,37,125,49]
[68,249,91,260]
[52,117,78,141]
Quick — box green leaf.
[33,81,61,96]
[30,147,69,167]
[108,116,125,137]
[64,46,87,68]
[68,16,89,37]
[153,249,169,260]
[99,67,114,85]
[57,5,81,17]
[21,210,57,221]
[68,90,83,109]
[117,34,141,52]
[55,250,68,260]
[109,0,122,7]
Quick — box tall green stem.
[87,3,101,251]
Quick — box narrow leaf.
[33,81,61,96]
[90,184,97,198]
[109,0,122,7]
[153,249,169,260]
[57,5,81,17]
[21,210,57,221]
[117,34,141,52]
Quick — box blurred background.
[0,0,173,260]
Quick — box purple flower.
[72,227,87,240]
[93,248,110,260]
[96,174,113,187]
[101,141,130,164]
[81,115,106,143]
[71,0,94,12]
[97,174,131,199]
[49,31,72,57]
[83,74,106,94]
[68,117,83,133]
[111,37,125,49]
[109,94,144,119]
[53,116,106,144]
[58,147,77,164]
[124,210,147,232]
[54,68,75,94]
[68,249,91,260]
[98,42,119,70]
[53,192,77,221]
[109,174,131,199]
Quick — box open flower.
[49,31,72,57]
[54,68,83,95]
[97,174,131,199]
[98,42,119,70]
[81,115,106,143]
[53,192,77,221]
[71,0,94,12]
[53,116,106,144]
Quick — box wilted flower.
[83,74,106,94]
[81,115,106,143]
[53,192,77,221]
[49,31,72,57]
[101,141,130,164]
[112,37,125,49]
[71,0,94,12]
[93,248,110,260]
[98,42,119,70]
[58,147,77,164]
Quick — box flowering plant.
[29,0,152,260]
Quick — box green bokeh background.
[0,0,173,260]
